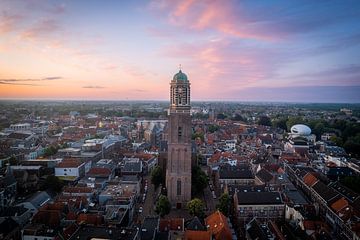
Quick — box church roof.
[173,70,188,82]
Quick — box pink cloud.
[21,19,61,40]
[150,0,277,41]
[0,11,23,34]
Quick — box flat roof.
[237,192,283,205]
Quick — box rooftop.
[219,165,254,180]
[236,192,283,205]
[69,226,138,240]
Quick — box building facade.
[166,70,192,207]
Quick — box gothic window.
[177,179,181,195]
[178,127,182,137]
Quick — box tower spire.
[179,64,182,71]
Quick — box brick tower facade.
[166,69,192,208]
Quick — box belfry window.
[178,127,182,137]
[177,179,181,195]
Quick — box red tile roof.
[32,210,62,228]
[77,213,103,225]
[205,210,232,240]
[57,159,83,168]
[185,230,211,240]
[63,186,93,194]
[331,197,349,213]
[303,173,318,187]
[159,218,184,231]
[87,167,111,176]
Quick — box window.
[177,179,181,196]
[178,127,182,137]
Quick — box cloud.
[150,0,360,41]
[150,0,275,40]
[226,86,360,103]
[21,19,61,40]
[0,11,23,34]
[286,64,360,86]
[82,86,105,89]
[0,77,63,82]
[42,76,63,80]
[0,76,63,86]
[0,81,39,86]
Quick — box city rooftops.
[69,226,138,240]
[236,192,283,205]
[57,159,84,168]
[219,164,254,179]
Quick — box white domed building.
[285,124,316,155]
[290,124,312,136]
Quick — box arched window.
[177,179,181,196]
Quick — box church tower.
[166,69,192,208]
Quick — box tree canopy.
[187,198,205,218]
[155,195,171,217]
[151,166,164,188]
[258,116,271,126]
[192,166,208,196]
[216,193,231,216]
[43,175,64,192]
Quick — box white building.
[55,159,90,181]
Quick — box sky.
[0,0,360,103]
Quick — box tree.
[330,135,343,147]
[155,195,171,217]
[258,116,271,126]
[286,117,303,131]
[151,166,164,188]
[272,118,288,131]
[344,135,360,157]
[8,156,19,166]
[43,145,58,157]
[192,166,208,196]
[216,193,231,216]
[192,132,204,142]
[208,124,219,133]
[187,198,205,218]
[340,176,360,194]
[231,114,244,122]
[43,175,63,192]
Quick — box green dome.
[173,70,188,82]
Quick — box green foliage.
[216,113,227,120]
[330,136,343,147]
[340,176,360,194]
[187,198,205,218]
[192,166,208,196]
[231,114,245,122]
[344,134,360,156]
[286,116,304,131]
[272,118,288,131]
[43,145,58,157]
[192,132,204,141]
[257,116,271,126]
[43,175,64,192]
[208,124,220,133]
[155,195,171,217]
[192,113,209,119]
[8,156,19,166]
[216,193,231,216]
[151,166,164,188]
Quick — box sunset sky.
[0,0,359,102]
